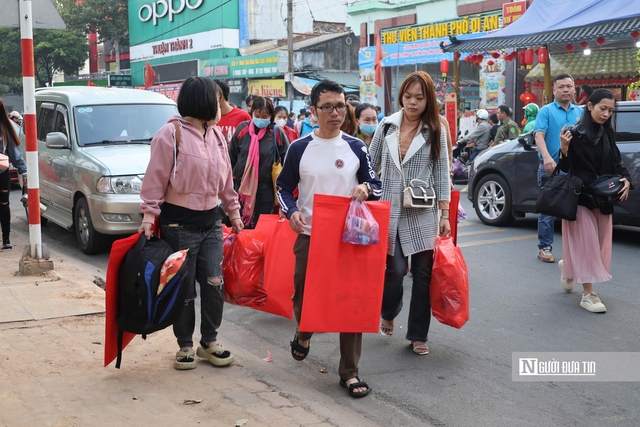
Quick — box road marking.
[458,234,538,248]
[458,220,483,227]
[457,228,506,237]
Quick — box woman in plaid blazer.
[369,71,451,355]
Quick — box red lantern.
[631,30,640,40]
[596,37,605,47]
[475,54,483,63]
[492,52,500,59]
[487,60,494,66]
[454,52,461,60]
[520,91,536,104]
[440,59,449,82]
[465,55,472,62]
[538,46,548,69]
[524,48,534,69]
[631,92,638,101]
[566,44,574,53]
[580,41,589,49]
[518,50,526,69]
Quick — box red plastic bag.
[430,236,469,329]
[449,190,460,246]
[299,195,390,333]
[222,231,267,308]
[342,200,380,245]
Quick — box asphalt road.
[10,187,640,427]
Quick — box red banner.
[299,195,390,333]
[503,1,527,26]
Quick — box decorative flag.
[87,80,97,86]
[374,31,384,87]
[144,61,156,89]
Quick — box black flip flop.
[290,332,310,361]
[339,377,371,398]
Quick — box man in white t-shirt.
[276,79,382,398]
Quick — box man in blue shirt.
[533,74,583,263]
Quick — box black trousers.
[0,170,11,237]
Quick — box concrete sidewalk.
[0,228,387,427]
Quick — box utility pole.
[287,0,294,104]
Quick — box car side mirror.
[518,132,535,150]
[45,132,70,149]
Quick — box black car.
[468,101,640,227]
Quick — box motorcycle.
[452,139,474,184]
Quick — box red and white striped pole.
[19,0,42,259]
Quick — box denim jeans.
[537,163,555,250]
[381,235,434,342]
[160,220,225,349]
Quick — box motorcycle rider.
[458,109,491,193]
[522,103,539,133]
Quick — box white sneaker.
[580,292,606,313]
[558,260,574,292]
[460,186,468,193]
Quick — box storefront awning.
[524,48,640,82]
[442,0,640,52]
[291,76,358,95]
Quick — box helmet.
[476,109,489,120]
[523,103,539,118]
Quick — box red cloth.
[281,125,299,143]
[217,107,251,142]
[144,61,156,89]
[449,190,460,246]
[104,233,140,367]
[374,32,384,87]
[299,195,390,333]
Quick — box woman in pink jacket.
[139,77,244,370]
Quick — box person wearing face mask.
[274,105,299,143]
[299,110,319,137]
[229,96,290,227]
[139,77,243,370]
[354,103,378,147]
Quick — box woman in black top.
[558,89,632,313]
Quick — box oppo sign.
[139,0,204,26]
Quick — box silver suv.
[33,86,178,254]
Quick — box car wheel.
[473,174,515,226]
[74,197,105,254]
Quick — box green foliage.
[74,0,129,47]
[0,76,23,95]
[0,26,88,88]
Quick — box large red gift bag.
[299,195,390,333]
[261,216,297,319]
[104,233,140,367]
[430,236,469,329]
[221,215,295,318]
[449,190,460,246]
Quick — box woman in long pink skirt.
[558,89,633,313]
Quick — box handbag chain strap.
[395,121,422,189]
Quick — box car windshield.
[74,104,177,146]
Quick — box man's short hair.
[498,105,512,116]
[375,106,381,112]
[177,77,219,121]
[213,79,230,101]
[553,73,574,84]
[489,113,498,124]
[310,79,345,107]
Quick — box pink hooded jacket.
[140,116,240,224]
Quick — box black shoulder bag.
[535,159,583,221]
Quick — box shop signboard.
[249,79,286,97]
[201,53,281,79]
[108,74,132,87]
[503,1,527,27]
[479,57,506,109]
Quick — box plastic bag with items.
[342,200,380,245]
[222,229,267,308]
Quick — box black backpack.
[115,233,189,368]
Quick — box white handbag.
[397,128,435,209]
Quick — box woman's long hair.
[397,71,441,161]
[0,99,21,148]
[340,103,358,136]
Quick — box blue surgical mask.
[360,123,378,136]
[252,118,270,129]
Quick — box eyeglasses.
[315,104,347,114]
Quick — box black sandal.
[290,332,310,361]
[339,377,371,398]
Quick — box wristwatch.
[441,215,449,220]
[363,182,372,195]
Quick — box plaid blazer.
[369,110,450,256]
